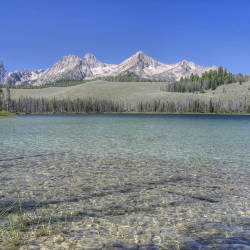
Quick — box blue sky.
[1,0,250,73]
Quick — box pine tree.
[0,88,3,111]
[211,80,216,90]
[0,60,6,84]
[6,85,11,112]
[209,99,214,113]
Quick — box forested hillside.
[1,80,250,114]
[165,67,249,93]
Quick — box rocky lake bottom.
[0,114,249,249]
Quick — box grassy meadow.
[0,111,14,117]
[9,80,250,105]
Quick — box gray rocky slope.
[5,51,217,85]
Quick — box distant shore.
[0,111,14,118]
[2,111,250,117]
[14,111,250,116]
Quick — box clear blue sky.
[1,0,250,73]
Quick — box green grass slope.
[9,80,250,105]
[0,111,14,117]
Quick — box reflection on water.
[0,114,250,248]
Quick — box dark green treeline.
[165,67,249,93]
[2,97,250,114]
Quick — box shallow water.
[0,114,250,249]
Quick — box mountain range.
[5,51,217,85]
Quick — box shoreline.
[2,111,250,117]
[0,111,15,118]
[15,111,250,116]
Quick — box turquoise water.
[0,114,250,248]
[1,114,250,164]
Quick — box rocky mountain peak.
[116,51,171,77]
[84,53,97,60]
[176,60,192,71]
[120,51,162,68]
[179,59,189,65]
[134,50,146,57]
[83,53,103,68]
[61,54,80,61]
[130,51,152,61]
[6,52,218,85]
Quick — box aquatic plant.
[0,192,69,249]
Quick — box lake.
[0,114,250,249]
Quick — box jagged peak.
[7,52,219,85]
[84,53,97,60]
[180,59,188,63]
[177,59,197,67]
[135,50,145,56]
[60,54,81,62]
[64,54,79,58]
[83,53,103,68]
[124,51,156,63]
[179,59,192,64]
[130,51,149,59]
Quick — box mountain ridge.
[5,51,217,85]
